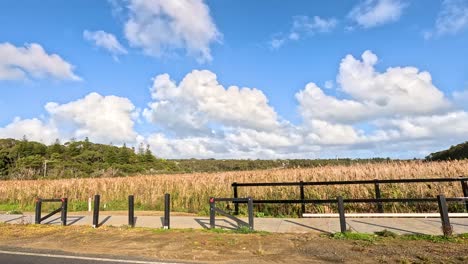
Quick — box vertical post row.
[163,193,170,229]
[233,182,239,215]
[437,195,452,236]
[128,195,135,227]
[247,197,254,231]
[374,180,384,213]
[461,180,468,212]
[337,196,347,233]
[209,197,215,229]
[93,194,100,228]
[299,181,305,217]
[61,198,68,226]
[35,198,42,224]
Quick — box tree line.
[0,137,411,180]
[0,137,176,179]
[425,141,468,161]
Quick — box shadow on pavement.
[351,220,424,235]
[283,220,332,234]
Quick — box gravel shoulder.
[0,224,467,263]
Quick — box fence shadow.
[283,220,331,234]
[4,215,25,223]
[351,219,423,235]
[44,217,61,225]
[426,218,468,227]
[67,216,84,226]
[194,218,238,230]
[98,216,111,227]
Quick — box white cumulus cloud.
[0,117,60,144]
[348,0,407,28]
[0,42,80,81]
[297,50,451,124]
[46,92,139,144]
[143,70,280,135]
[124,0,220,62]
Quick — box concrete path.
[1,213,468,235]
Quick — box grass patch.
[330,232,379,242]
[374,229,398,238]
[400,233,467,243]
[330,230,468,243]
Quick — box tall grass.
[0,160,467,216]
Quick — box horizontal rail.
[232,176,468,187]
[40,199,64,202]
[302,213,468,218]
[213,198,250,202]
[231,197,468,204]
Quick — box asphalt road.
[0,250,177,264]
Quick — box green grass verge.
[329,230,468,243]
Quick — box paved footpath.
[1,213,468,235]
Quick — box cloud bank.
[2,51,466,158]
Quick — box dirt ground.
[0,224,467,263]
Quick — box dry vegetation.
[1,160,467,216]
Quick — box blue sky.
[0,0,467,159]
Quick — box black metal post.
[247,197,254,230]
[461,180,468,212]
[93,194,100,228]
[128,195,135,227]
[437,195,452,236]
[164,193,170,229]
[300,181,305,217]
[337,196,346,233]
[374,180,384,213]
[60,198,68,226]
[233,182,239,215]
[35,198,42,224]
[209,197,215,229]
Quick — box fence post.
[35,198,42,224]
[247,197,254,230]
[437,195,452,236]
[337,196,347,233]
[209,197,215,229]
[233,182,239,215]
[128,195,135,227]
[299,181,305,217]
[461,180,468,212]
[93,194,100,228]
[61,198,68,226]
[374,180,384,213]
[163,193,170,229]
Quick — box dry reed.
[1,160,467,215]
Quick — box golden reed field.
[1,160,468,216]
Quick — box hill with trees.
[0,137,394,180]
[425,141,468,161]
[0,137,176,179]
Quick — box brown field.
[1,160,468,215]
